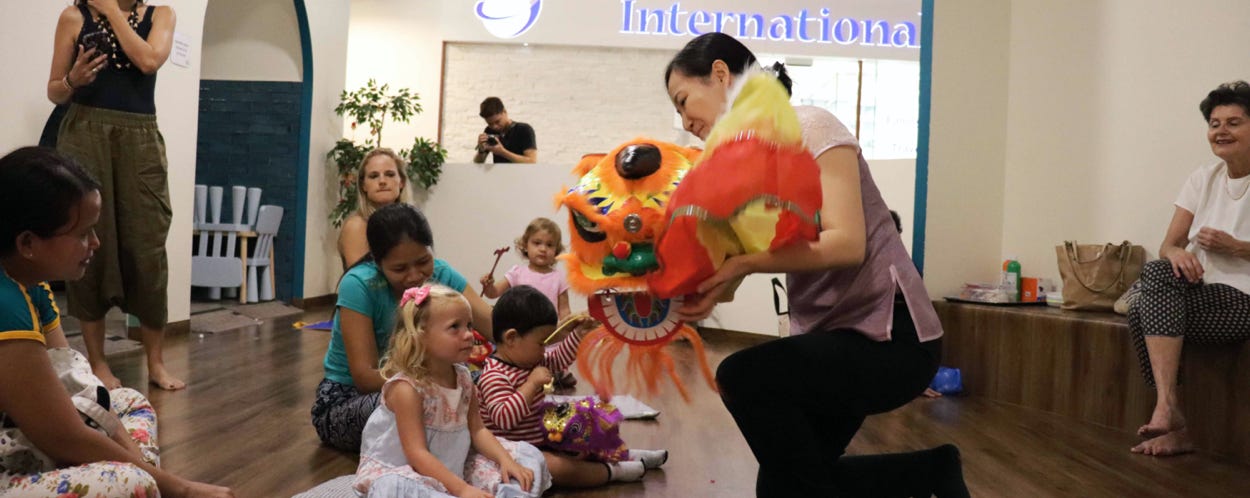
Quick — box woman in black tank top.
[47,1,168,111]
[46,0,192,405]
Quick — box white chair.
[245,205,283,303]
[192,186,245,300]
[192,185,266,302]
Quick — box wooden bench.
[934,300,1250,464]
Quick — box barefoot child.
[353,285,550,497]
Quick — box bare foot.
[922,388,943,399]
[1131,429,1195,457]
[91,362,123,390]
[1137,404,1186,438]
[148,363,186,391]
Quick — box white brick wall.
[441,43,698,165]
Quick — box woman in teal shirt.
[312,203,494,452]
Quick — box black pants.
[717,299,969,497]
[310,378,380,452]
[1128,259,1250,386]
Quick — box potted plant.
[326,79,447,227]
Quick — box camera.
[485,135,499,147]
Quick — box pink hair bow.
[401,286,431,308]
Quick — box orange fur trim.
[575,154,605,177]
[589,138,695,196]
[553,187,570,212]
[575,324,717,403]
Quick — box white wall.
[920,0,1011,297]
[0,1,208,323]
[0,1,61,150]
[343,0,444,146]
[996,0,1250,288]
[156,1,208,323]
[302,1,352,299]
[441,43,693,166]
[201,0,302,82]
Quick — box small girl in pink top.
[481,218,571,319]
[480,218,575,386]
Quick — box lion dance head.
[555,138,714,401]
[557,139,700,294]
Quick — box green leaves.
[333,78,424,145]
[327,80,445,227]
[325,139,368,228]
[405,137,447,191]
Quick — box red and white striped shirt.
[477,331,583,445]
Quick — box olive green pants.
[57,104,171,328]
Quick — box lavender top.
[785,106,943,343]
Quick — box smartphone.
[82,30,113,56]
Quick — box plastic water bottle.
[1002,258,1022,302]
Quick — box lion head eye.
[572,210,607,243]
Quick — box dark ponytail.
[665,32,794,96]
[343,202,436,278]
[767,61,794,96]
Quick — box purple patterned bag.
[538,396,629,462]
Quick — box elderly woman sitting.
[1129,80,1250,456]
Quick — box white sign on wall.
[451,0,922,61]
[170,31,192,68]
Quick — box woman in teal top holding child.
[313,203,494,452]
[0,147,231,498]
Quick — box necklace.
[95,3,142,70]
[1225,173,1250,201]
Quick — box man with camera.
[473,97,538,164]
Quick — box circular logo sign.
[474,0,543,39]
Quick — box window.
[758,54,920,160]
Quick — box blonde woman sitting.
[339,148,413,269]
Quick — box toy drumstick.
[543,312,593,345]
[482,245,512,295]
[542,313,591,394]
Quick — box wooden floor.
[102,308,1250,497]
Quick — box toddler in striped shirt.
[478,285,669,488]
